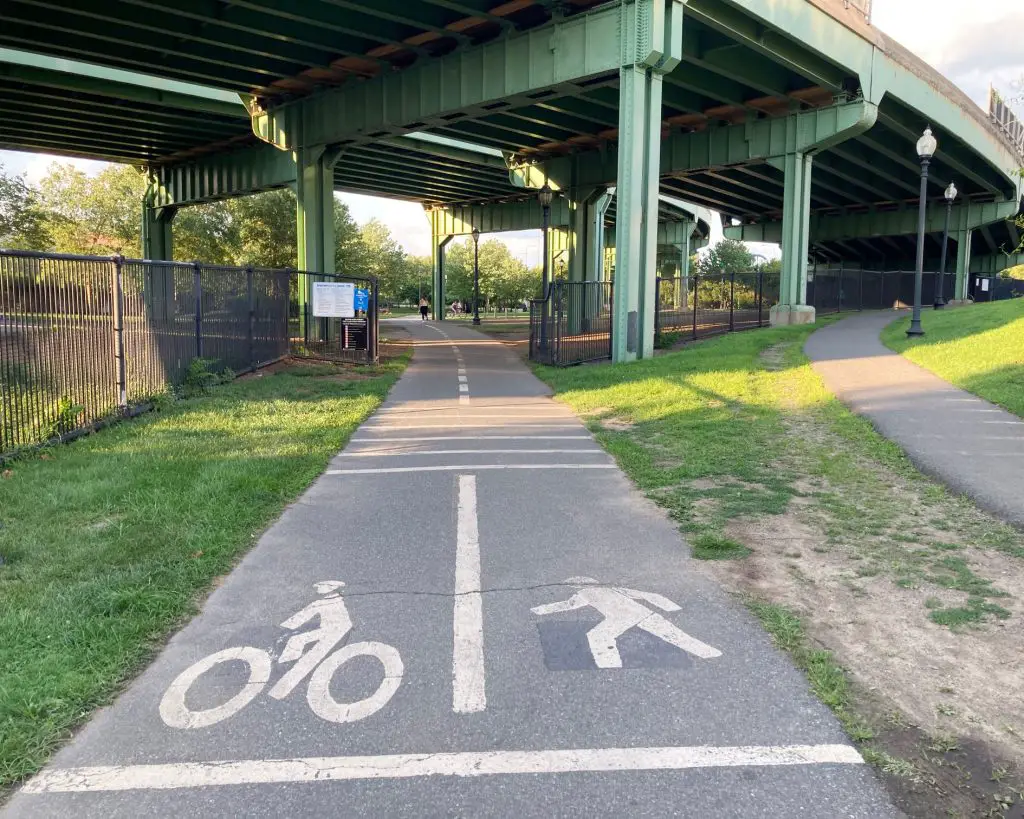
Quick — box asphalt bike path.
[8,319,896,817]
[806,310,1024,529]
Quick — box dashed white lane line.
[22,744,864,793]
[458,384,470,393]
[460,395,471,405]
[453,475,485,714]
[360,423,581,430]
[458,375,468,383]
[326,464,617,475]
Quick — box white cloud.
[872,0,1024,112]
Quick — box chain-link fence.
[0,250,377,459]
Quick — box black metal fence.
[808,267,957,314]
[529,281,613,366]
[0,250,377,459]
[656,272,770,340]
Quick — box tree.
[0,163,50,250]
[37,163,146,255]
[360,218,407,304]
[335,199,368,277]
[696,238,755,276]
[226,189,297,269]
[173,200,236,264]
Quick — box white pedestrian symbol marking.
[160,581,403,729]
[531,577,722,668]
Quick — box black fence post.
[246,265,255,368]
[654,276,662,341]
[753,272,761,329]
[369,278,379,364]
[554,282,564,365]
[111,255,127,410]
[192,261,203,359]
[692,273,699,340]
[838,263,844,312]
[729,271,735,331]
[859,268,864,310]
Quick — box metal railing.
[807,267,955,314]
[0,250,377,459]
[530,281,613,366]
[656,271,769,341]
[989,85,1024,158]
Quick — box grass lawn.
[536,322,1024,815]
[0,357,406,791]
[881,299,1024,418]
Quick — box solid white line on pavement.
[350,436,592,442]
[453,474,485,714]
[326,464,618,475]
[22,744,864,793]
[339,449,606,457]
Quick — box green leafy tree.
[226,188,297,269]
[335,200,368,277]
[38,163,146,255]
[360,218,407,304]
[0,163,50,250]
[173,200,236,264]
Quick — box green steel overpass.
[0,0,1021,361]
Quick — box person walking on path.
[418,297,429,320]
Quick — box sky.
[2,0,1022,263]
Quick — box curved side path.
[806,311,1024,528]
[7,319,894,818]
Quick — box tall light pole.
[472,227,481,326]
[935,181,957,309]
[538,183,553,350]
[908,126,937,337]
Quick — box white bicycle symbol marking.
[159,581,403,729]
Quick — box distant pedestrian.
[419,297,429,320]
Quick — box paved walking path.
[8,319,894,818]
[806,311,1024,528]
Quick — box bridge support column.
[612,0,682,362]
[295,146,341,275]
[954,229,973,300]
[431,231,454,320]
[676,222,693,308]
[769,151,815,325]
[141,201,176,320]
[142,204,175,261]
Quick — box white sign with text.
[312,282,356,318]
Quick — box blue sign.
[354,288,370,311]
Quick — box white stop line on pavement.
[23,744,864,794]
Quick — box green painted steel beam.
[0,17,275,92]
[0,121,187,155]
[0,48,248,117]
[381,137,510,171]
[0,94,242,141]
[705,0,1018,198]
[826,140,922,197]
[254,2,626,149]
[876,106,1004,195]
[150,144,297,207]
[0,137,154,165]
[356,147,511,187]
[812,149,908,202]
[972,251,1024,275]
[685,0,849,90]
[335,162,501,201]
[724,198,1022,243]
[344,153,512,195]
[13,0,346,76]
[513,99,878,190]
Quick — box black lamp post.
[934,181,956,309]
[908,126,937,337]
[538,183,553,350]
[472,227,481,326]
